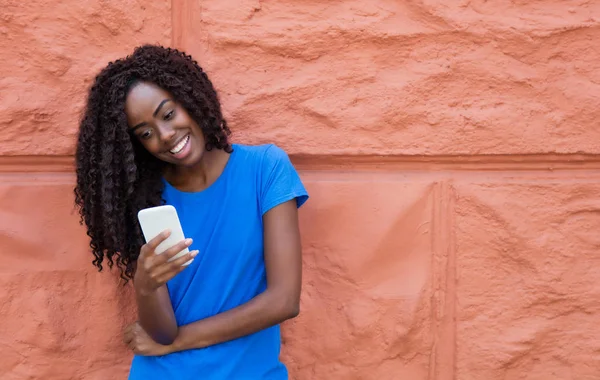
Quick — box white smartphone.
[137,205,193,266]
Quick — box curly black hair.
[74,44,232,282]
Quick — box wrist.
[160,341,177,356]
[168,336,182,353]
[133,275,157,297]
[134,281,156,297]
[175,327,213,351]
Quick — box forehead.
[125,81,172,124]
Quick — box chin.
[179,152,204,168]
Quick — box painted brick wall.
[1,1,600,379]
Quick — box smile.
[169,135,190,155]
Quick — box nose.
[157,124,176,144]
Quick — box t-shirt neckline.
[162,144,238,195]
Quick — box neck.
[164,148,230,192]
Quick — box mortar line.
[428,181,442,380]
[4,154,600,173]
[171,0,185,48]
[432,180,457,380]
[446,181,458,380]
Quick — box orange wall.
[2,1,600,379]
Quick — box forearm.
[171,289,298,352]
[135,284,178,345]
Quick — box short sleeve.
[260,144,309,215]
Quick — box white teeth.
[169,136,189,154]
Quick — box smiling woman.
[124,81,229,190]
[126,84,200,164]
[74,45,309,379]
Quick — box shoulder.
[232,143,287,157]
[234,144,307,213]
[232,143,290,167]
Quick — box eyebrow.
[153,99,171,117]
[131,99,172,131]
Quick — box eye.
[139,129,153,140]
[164,110,175,120]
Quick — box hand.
[134,230,198,296]
[123,321,173,356]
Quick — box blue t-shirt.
[128,144,309,380]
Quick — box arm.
[130,231,198,345]
[134,285,178,345]
[168,199,302,352]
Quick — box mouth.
[168,135,190,155]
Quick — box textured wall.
[1,0,600,379]
[0,0,170,379]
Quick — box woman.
[74,44,308,379]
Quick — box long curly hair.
[74,44,232,282]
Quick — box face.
[125,81,205,167]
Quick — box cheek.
[137,138,162,154]
[170,108,187,124]
[189,122,205,140]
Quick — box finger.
[123,332,133,345]
[124,321,137,333]
[123,324,136,343]
[169,249,198,267]
[140,230,172,258]
[153,250,198,280]
[154,251,198,286]
[148,258,194,287]
[124,328,134,344]
[154,238,194,264]
[128,341,137,352]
